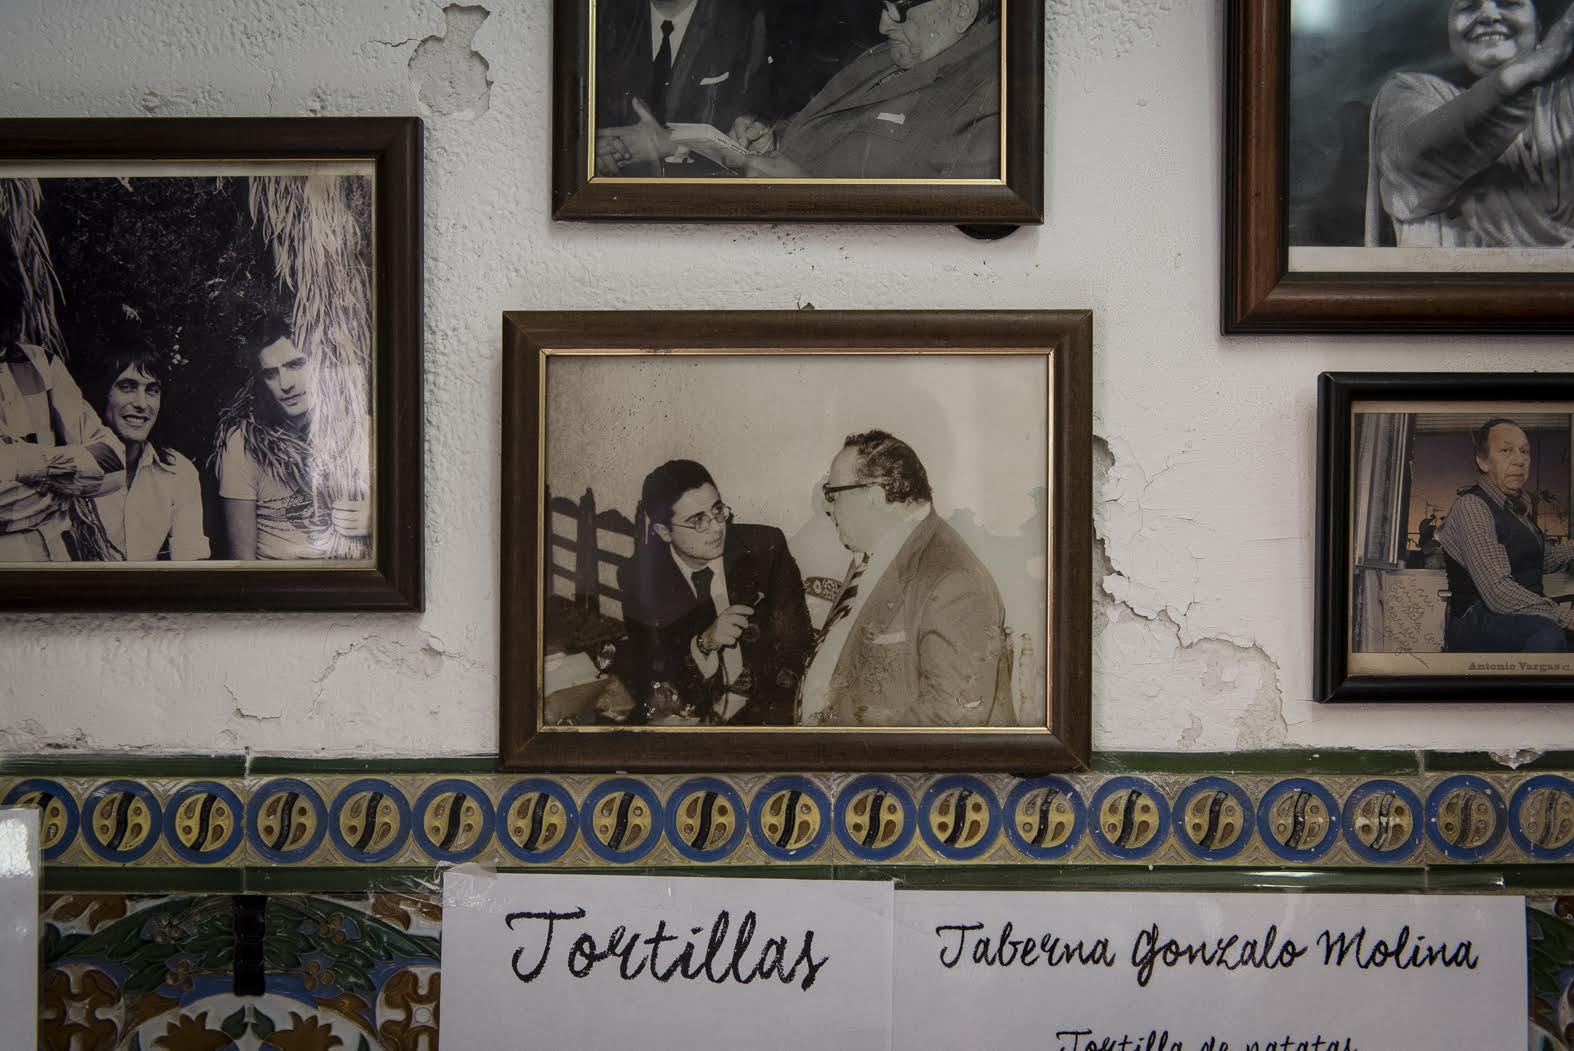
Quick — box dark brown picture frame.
[0,117,423,611]
[551,0,1044,224]
[1223,1,1574,334]
[1317,371,1574,701]
[501,310,1090,771]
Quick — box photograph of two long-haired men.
[541,353,1047,730]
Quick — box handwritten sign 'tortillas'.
[440,870,892,1051]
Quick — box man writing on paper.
[594,0,772,175]
[1439,417,1574,652]
[615,460,813,724]
[801,431,1013,726]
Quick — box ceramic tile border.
[7,763,1574,885]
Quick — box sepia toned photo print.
[1347,400,1574,677]
[1288,0,1574,273]
[537,352,1048,731]
[589,0,1004,181]
[0,162,374,569]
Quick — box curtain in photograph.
[1351,412,1412,652]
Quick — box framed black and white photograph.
[0,118,422,611]
[551,0,1044,223]
[501,310,1090,771]
[1224,0,1574,332]
[1318,372,1574,700]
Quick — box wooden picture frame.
[501,310,1090,771]
[1317,371,1574,701]
[551,0,1043,224]
[0,117,423,611]
[1224,1,1574,334]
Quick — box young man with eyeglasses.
[728,0,1002,179]
[615,459,812,724]
[800,429,1014,727]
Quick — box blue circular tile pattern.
[919,776,1000,861]
[1089,777,1170,861]
[412,779,495,863]
[835,775,916,862]
[247,778,329,864]
[584,778,665,863]
[1256,778,1341,863]
[665,778,747,863]
[1426,775,1507,862]
[3,778,79,861]
[1509,774,1574,861]
[1341,780,1423,864]
[163,781,246,865]
[749,776,832,862]
[1003,777,1085,861]
[1172,777,1255,862]
[498,779,579,864]
[82,779,163,863]
[328,779,413,865]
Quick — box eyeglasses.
[671,503,733,532]
[822,482,881,513]
[880,0,930,23]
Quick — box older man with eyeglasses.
[729,0,1002,179]
[614,459,812,725]
[800,429,1013,727]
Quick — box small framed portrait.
[501,310,1091,771]
[551,0,1044,223]
[1224,0,1574,333]
[1317,372,1574,700]
[0,118,423,611]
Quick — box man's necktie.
[813,554,869,655]
[650,19,674,125]
[691,566,719,625]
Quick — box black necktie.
[691,566,719,624]
[650,19,674,125]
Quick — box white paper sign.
[0,808,40,1050]
[893,891,1524,1051]
[441,869,893,1050]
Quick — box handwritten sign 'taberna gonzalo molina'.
[892,891,1524,1051]
[440,869,893,1050]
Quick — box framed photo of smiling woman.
[551,0,1044,223]
[1317,372,1574,701]
[0,118,423,611]
[500,310,1092,771]
[1225,0,1574,332]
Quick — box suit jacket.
[777,18,1000,179]
[596,0,771,132]
[823,513,1013,727]
[615,522,812,725]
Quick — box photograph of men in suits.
[615,459,812,724]
[801,430,1013,727]
[1438,417,1574,652]
[593,0,771,175]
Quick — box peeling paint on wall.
[408,5,492,119]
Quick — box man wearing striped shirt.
[1438,417,1574,652]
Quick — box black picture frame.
[501,309,1091,771]
[551,0,1044,224]
[0,117,423,611]
[1317,371,1574,701]
[1224,1,1574,334]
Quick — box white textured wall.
[3,0,1572,760]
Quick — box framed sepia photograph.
[551,0,1044,223]
[0,117,423,611]
[501,310,1090,771]
[1224,0,1574,333]
[1317,372,1574,701]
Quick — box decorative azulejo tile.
[12,765,1574,875]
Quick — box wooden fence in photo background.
[546,487,637,622]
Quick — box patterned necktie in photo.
[650,19,674,125]
[813,553,870,656]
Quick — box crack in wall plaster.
[1488,748,1544,768]
[310,631,478,711]
[1092,435,1289,749]
[408,5,492,119]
